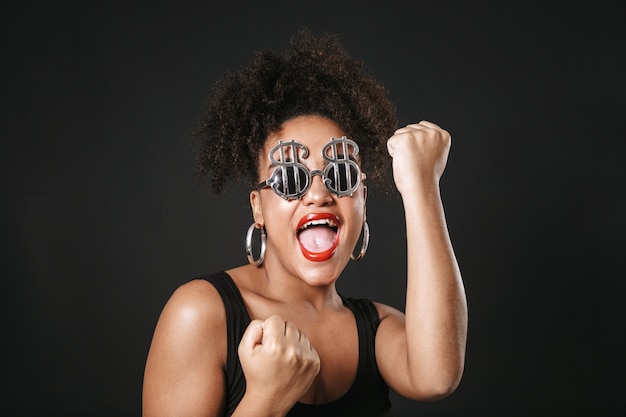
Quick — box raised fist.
[387,120,451,195]
[238,315,320,413]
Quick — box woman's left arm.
[375,121,468,401]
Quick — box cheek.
[343,196,366,233]
[261,198,296,230]
[350,190,367,220]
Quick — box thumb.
[387,133,402,158]
[239,320,264,353]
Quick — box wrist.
[232,391,291,417]
[398,178,441,203]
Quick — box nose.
[301,171,333,206]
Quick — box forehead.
[264,115,347,153]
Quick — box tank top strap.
[202,271,249,416]
[340,296,387,394]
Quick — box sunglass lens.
[271,166,309,199]
[326,162,359,194]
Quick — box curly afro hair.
[191,28,398,195]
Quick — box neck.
[241,263,344,311]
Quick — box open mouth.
[296,213,341,262]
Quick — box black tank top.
[204,271,393,417]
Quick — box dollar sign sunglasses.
[255,137,364,200]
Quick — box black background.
[1,1,625,416]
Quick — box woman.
[143,29,467,417]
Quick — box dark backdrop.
[1,1,624,416]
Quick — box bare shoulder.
[373,301,405,324]
[371,301,416,398]
[155,278,227,355]
[164,279,226,323]
[143,278,227,416]
[371,302,406,362]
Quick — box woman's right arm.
[142,280,320,417]
[142,279,227,417]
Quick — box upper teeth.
[301,219,337,230]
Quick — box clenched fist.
[238,315,320,414]
[387,120,451,196]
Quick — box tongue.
[298,226,336,252]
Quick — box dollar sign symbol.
[268,140,310,200]
[322,136,361,197]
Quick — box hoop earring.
[351,220,369,261]
[246,223,266,266]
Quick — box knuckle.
[308,354,321,373]
[266,314,283,323]
[284,345,303,362]
[263,315,285,332]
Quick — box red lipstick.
[296,213,341,262]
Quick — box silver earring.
[351,220,369,261]
[246,223,266,266]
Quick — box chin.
[297,257,349,287]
